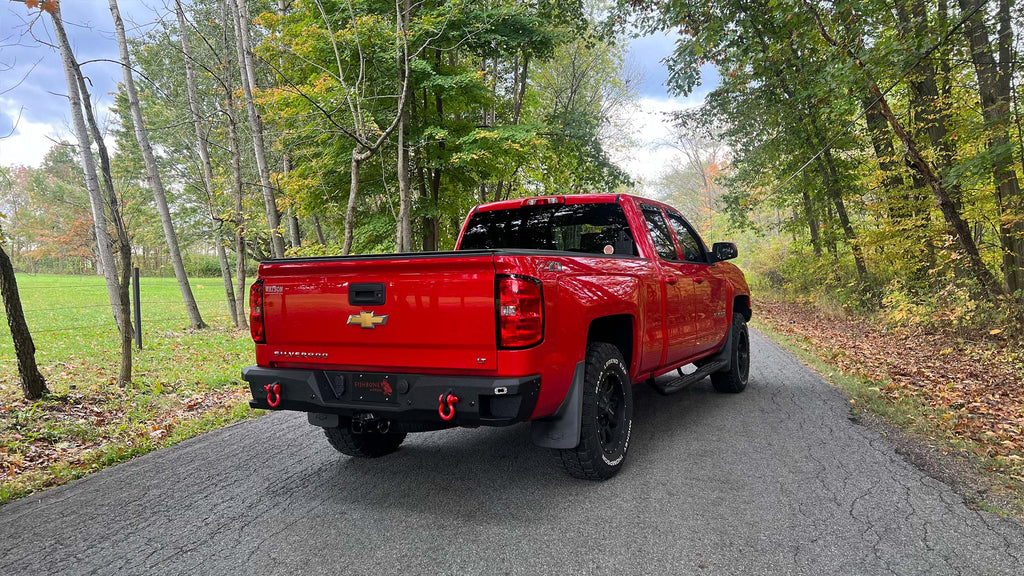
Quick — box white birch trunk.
[110,0,205,329]
[175,0,238,326]
[51,5,123,330]
[230,0,285,258]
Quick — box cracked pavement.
[1,329,1022,575]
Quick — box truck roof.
[474,193,624,213]
[472,193,676,214]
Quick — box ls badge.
[347,311,389,329]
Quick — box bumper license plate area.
[351,373,397,403]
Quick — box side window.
[667,211,707,263]
[640,205,677,260]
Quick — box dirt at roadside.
[756,298,1024,515]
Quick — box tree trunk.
[53,4,133,386]
[416,154,437,251]
[801,189,822,257]
[222,0,249,328]
[229,0,285,259]
[421,79,444,251]
[343,151,365,256]
[861,95,904,198]
[895,0,958,189]
[396,114,411,252]
[51,6,121,330]
[110,0,205,329]
[513,52,529,125]
[0,240,48,400]
[395,0,413,252]
[176,0,237,324]
[226,90,249,330]
[958,0,1024,295]
[312,215,326,245]
[282,155,301,250]
[820,149,867,280]
[215,233,239,327]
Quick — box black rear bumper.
[242,366,540,427]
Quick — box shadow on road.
[287,372,751,525]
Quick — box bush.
[183,254,223,278]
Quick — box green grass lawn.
[1,273,261,503]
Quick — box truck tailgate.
[259,254,498,371]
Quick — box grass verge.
[1,274,261,505]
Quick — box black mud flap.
[530,361,585,449]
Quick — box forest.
[636,0,1024,324]
[0,0,1021,376]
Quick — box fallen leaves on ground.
[758,298,1024,469]
[0,388,250,485]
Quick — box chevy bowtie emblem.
[348,311,389,329]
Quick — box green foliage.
[623,0,1024,327]
[261,0,634,251]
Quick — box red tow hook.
[438,393,459,421]
[264,383,282,408]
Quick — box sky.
[0,2,719,192]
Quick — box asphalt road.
[2,329,1023,575]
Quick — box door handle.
[665,274,678,285]
[694,276,705,284]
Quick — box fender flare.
[530,360,585,449]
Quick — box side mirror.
[711,242,738,262]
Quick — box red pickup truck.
[243,193,751,479]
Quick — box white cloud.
[613,95,704,196]
[0,101,119,169]
[0,107,63,168]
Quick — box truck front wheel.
[559,343,633,480]
[324,420,407,458]
[710,315,750,393]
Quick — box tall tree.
[48,1,134,386]
[108,0,206,329]
[224,0,250,328]
[174,0,240,327]
[46,2,122,328]
[957,0,1024,294]
[229,0,285,258]
[0,209,47,400]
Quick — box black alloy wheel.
[595,369,626,455]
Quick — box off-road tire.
[324,422,407,458]
[559,343,633,480]
[710,315,750,393]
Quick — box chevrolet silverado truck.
[243,193,751,480]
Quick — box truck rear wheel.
[324,421,406,458]
[710,315,750,393]
[559,343,633,480]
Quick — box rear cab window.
[459,202,639,256]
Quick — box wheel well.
[734,295,752,322]
[587,315,634,371]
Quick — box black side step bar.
[648,360,729,395]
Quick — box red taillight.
[497,275,543,348]
[250,279,266,343]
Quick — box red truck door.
[638,203,697,366]
[665,209,729,354]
